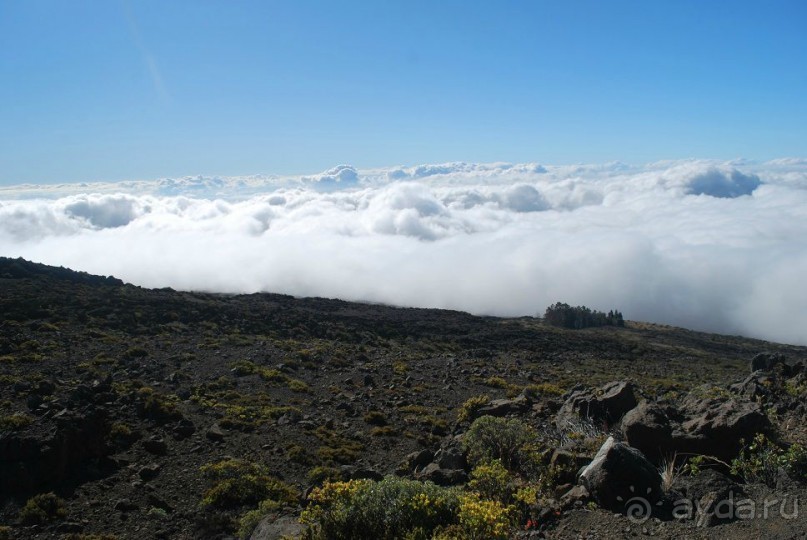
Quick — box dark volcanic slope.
[0,256,804,539]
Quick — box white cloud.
[2,158,807,345]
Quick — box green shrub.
[463,416,536,473]
[19,492,66,524]
[457,395,490,423]
[467,460,513,503]
[0,413,34,431]
[307,466,343,486]
[454,492,512,540]
[370,426,398,437]
[287,378,310,393]
[301,477,460,540]
[230,360,258,376]
[731,434,807,486]
[522,382,565,398]
[483,377,509,389]
[237,499,282,539]
[136,387,182,423]
[200,459,297,509]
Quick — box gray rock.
[138,463,161,481]
[142,437,168,455]
[476,394,531,418]
[395,449,434,475]
[556,381,638,429]
[560,484,591,508]
[675,396,769,460]
[205,423,226,441]
[750,352,785,373]
[621,401,673,462]
[729,372,773,400]
[550,450,592,484]
[578,436,662,513]
[249,515,304,540]
[415,463,467,486]
[434,442,467,471]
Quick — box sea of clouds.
[2,158,806,345]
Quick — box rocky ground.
[0,256,805,539]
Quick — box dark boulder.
[728,372,774,401]
[415,463,467,486]
[750,352,785,373]
[550,449,593,484]
[578,436,662,513]
[621,401,673,462]
[674,395,770,461]
[476,394,531,418]
[0,406,111,497]
[434,440,467,471]
[556,381,638,429]
[395,449,434,476]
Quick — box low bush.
[0,413,34,431]
[467,460,513,503]
[731,434,807,486]
[463,416,536,473]
[19,492,66,524]
[200,459,297,510]
[237,499,283,540]
[457,395,490,423]
[301,477,460,540]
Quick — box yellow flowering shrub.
[301,477,459,540]
[467,460,512,503]
[456,493,512,540]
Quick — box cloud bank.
[2,159,806,345]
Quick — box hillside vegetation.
[1,257,805,539]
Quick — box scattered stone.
[560,484,590,508]
[143,437,168,456]
[476,394,531,417]
[139,463,161,481]
[56,522,84,533]
[114,499,138,512]
[147,493,174,513]
[205,424,226,441]
[173,418,196,440]
[249,515,305,540]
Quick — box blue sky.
[1,0,805,185]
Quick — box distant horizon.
[2,157,806,346]
[1,155,803,191]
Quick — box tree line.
[543,302,624,329]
